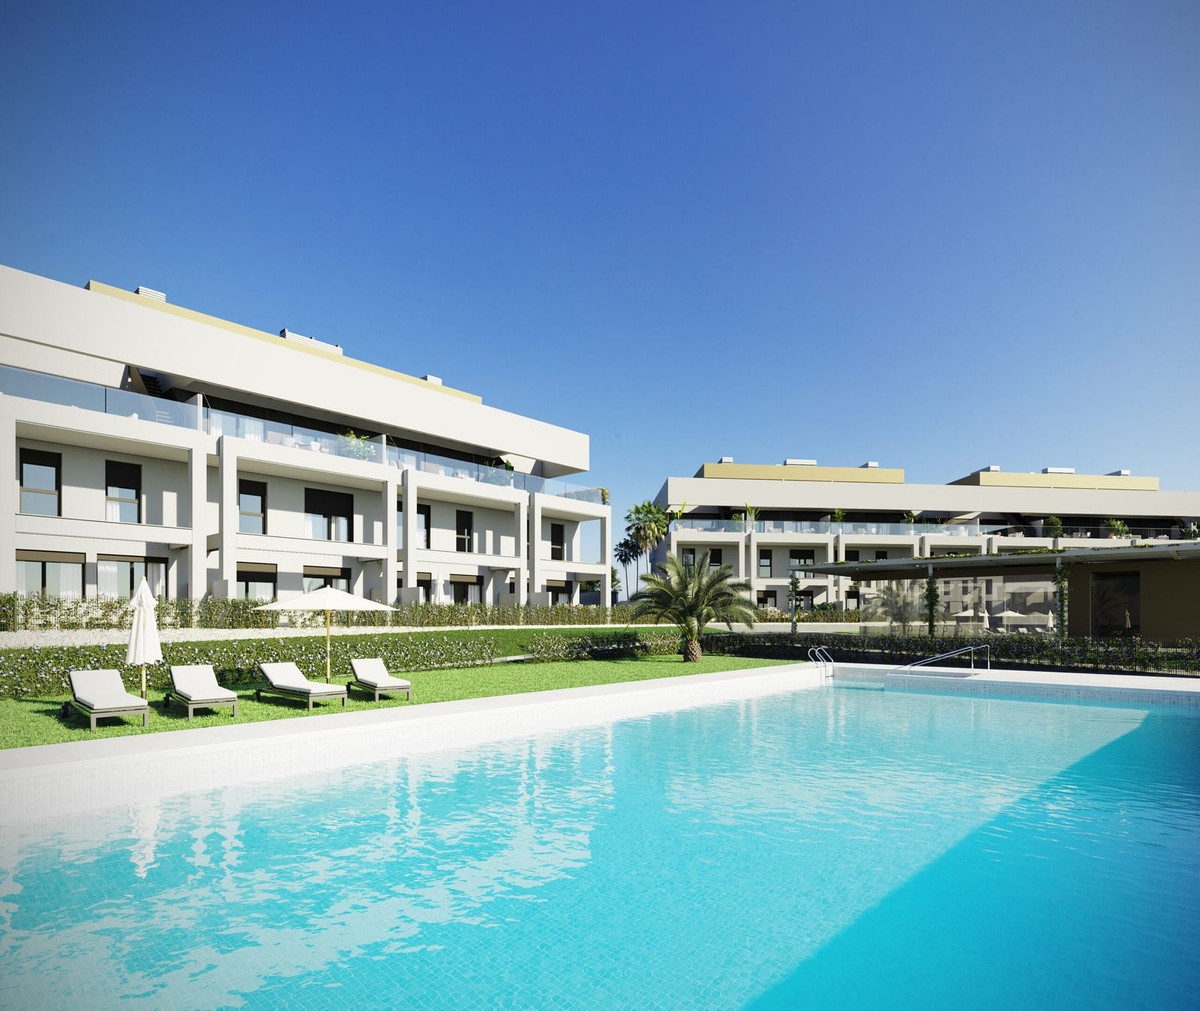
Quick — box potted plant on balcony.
[1104,518,1131,539]
[1044,515,1064,539]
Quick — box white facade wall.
[0,264,612,607]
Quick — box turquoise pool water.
[1,685,1197,1008]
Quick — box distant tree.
[630,550,755,661]
[625,501,669,575]
[615,535,640,595]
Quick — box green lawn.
[0,654,787,751]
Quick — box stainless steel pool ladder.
[807,646,835,680]
[891,643,990,677]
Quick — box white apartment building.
[0,265,612,605]
[654,459,1200,612]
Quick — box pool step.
[834,680,885,692]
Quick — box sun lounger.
[350,658,412,701]
[62,669,150,730]
[165,664,239,719]
[256,662,347,709]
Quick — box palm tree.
[629,550,755,662]
[868,580,917,633]
[615,534,640,594]
[625,501,669,576]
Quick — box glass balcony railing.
[206,407,382,463]
[385,445,606,503]
[672,519,1009,537]
[0,363,200,428]
[1,364,607,505]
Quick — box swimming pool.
[2,682,1197,1008]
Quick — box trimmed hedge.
[701,632,1200,675]
[0,633,498,699]
[0,594,638,632]
[526,629,685,662]
[527,628,1200,675]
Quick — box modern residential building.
[0,264,612,605]
[653,458,1200,616]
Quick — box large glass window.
[456,510,474,553]
[708,548,723,572]
[1091,572,1140,637]
[681,547,696,569]
[304,488,353,541]
[97,557,166,598]
[236,569,277,601]
[759,548,772,578]
[105,461,141,523]
[790,549,815,570]
[417,504,431,549]
[303,567,350,593]
[239,480,267,535]
[550,523,565,561]
[452,578,481,604]
[16,556,83,597]
[19,449,61,516]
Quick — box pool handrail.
[807,646,835,680]
[891,643,990,676]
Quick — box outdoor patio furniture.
[350,658,413,701]
[165,664,239,719]
[256,662,348,709]
[62,669,150,731]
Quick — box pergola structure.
[805,542,1200,639]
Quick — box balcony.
[0,363,199,428]
[385,445,605,504]
[0,364,608,505]
[671,519,1008,537]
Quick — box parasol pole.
[326,608,332,682]
[141,664,147,699]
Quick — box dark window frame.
[550,522,565,561]
[456,510,474,553]
[239,479,268,535]
[417,504,432,549]
[236,569,278,601]
[19,448,62,517]
[758,547,772,578]
[105,460,142,524]
[304,488,354,542]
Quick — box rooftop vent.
[784,458,816,466]
[977,465,1001,473]
[1107,469,1132,477]
[423,374,443,386]
[134,286,166,302]
[1042,467,1075,475]
[860,461,878,469]
[279,329,343,356]
[718,456,734,464]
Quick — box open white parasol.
[255,587,396,682]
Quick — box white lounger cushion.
[351,658,412,690]
[260,662,343,694]
[170,665,237,702]
[69,669,147,711]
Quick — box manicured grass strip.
[0,655,787,750]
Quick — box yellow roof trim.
[86,281,482,403]
[699,463,905,484]
[952,471,1159,491]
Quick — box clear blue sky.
[2,1,1198,564]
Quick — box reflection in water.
[1,692,1196,1009]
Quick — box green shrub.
[0,596,647,631]
[0,632,498,699]
[526,629,684,662]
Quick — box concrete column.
[188,445,207,600]
[834,535,845,606]
[514,498,528,605]
[383,475,399,602]
[600,509,612,609]
[0,413,16,592]
[400,469,418,589]
[529,494,543,601]
[216,437,237,598]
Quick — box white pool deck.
[1,661,1197,826]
